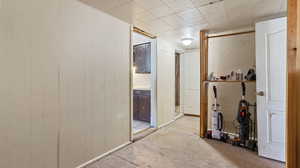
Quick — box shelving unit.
[204,80,256,84]
[199,30,256,138]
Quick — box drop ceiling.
[80,0,287,49]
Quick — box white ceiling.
[80,0,287,49]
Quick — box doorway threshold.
[132,127,157,142]
[133,120,150,133]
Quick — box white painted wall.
[181,49,200,116]
[0,1,130,168]
[0,1,179,167]
[207,32,256,133]
[157,38,176,126]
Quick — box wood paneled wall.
[0,1,131,168]
[156,38,176,126]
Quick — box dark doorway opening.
[175,52,181,116]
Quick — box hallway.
[86,117,284,168]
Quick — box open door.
[256,17,287,162]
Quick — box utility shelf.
[204,80,256,84]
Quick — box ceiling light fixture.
[181,38,193,46]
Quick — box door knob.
[257,91,264,96]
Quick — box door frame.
[130,27,158,140]
[286,0,299,167]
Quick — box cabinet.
[133,90,151,122]
[133,43,151,73]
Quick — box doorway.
[131,31,157,135]
[175,52,181,117]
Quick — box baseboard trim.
[133,127,151,135]
[133,128,158,142]
[76,114,185,168]
[175,113,184,120]
[76,141,132,168]
[158,113,184,129]
[184,114,200,118]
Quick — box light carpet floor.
[86,116,284,168]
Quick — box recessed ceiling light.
[181,38,193,46]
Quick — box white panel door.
[256,17,287,162]
[182,50,200,116]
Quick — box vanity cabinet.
[133,90,151,122]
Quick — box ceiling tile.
[162,0,194,13]
[147,19,173,34]
[134,10,156,22]
[134,0,165,10]
[177,24,207,37]
[133,20,153,33]
[252,0,282,18]
[198,1,225,16]
[149,5,176,18]
[160,14,186,28]
[131,2,146,15]
[82,0,287,50]
[182,18,208,27]
[80,0,126,11]
[198,0,229,28]
[177,8,206,23]
[223,0,255,27]
[191,0,220,7]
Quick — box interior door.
[182,50,200,116]
[256,17,287,162]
